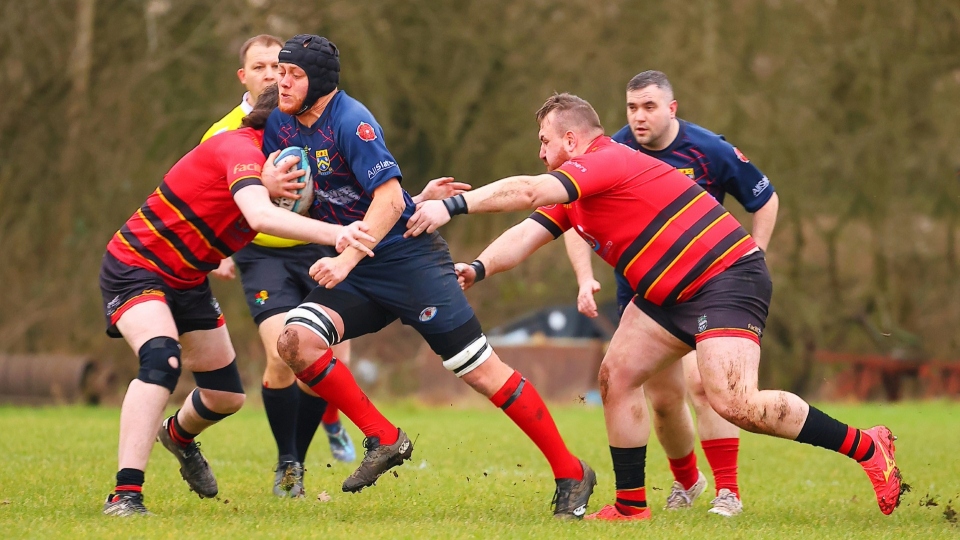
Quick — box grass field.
[1,401,958,539]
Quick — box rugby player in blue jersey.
[260,35,596,519]
[564,71,779,516]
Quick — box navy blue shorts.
[614,271,634,317]
[233,242,329,325]
[300,232,481,358]
[99,251,224,338]
[626,251,772,348]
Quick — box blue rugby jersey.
[611,120,774,212]
[262,91,415,249]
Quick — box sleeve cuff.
[548,171,580,202]
[528,211,564,238]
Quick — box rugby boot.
[273,460,305,498]
[157,417,218,498]
[707,488,743,516]
[859,425,903,515]
[664,469,707,509]
[324,421,357,462]
[341,428,413,492]
[102,491,152,516]
[552,460,597,519]
[585,504,652,521]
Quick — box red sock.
[667,450,699,490]
[296,351,397,445]
[322,405,340,425]
[702,438,740,496]
[838,426,876,462]
[169,412,195,447]
[489,371,583,481]
[615,487,648,515]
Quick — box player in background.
[563,70,780,516]
[406,93,902,521]
[100,87,374,516]
[262,35,597,519]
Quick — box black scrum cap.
[278,34,340,115]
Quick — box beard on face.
[279,94,305,115]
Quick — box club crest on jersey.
[419,306,438,322]
[356,122,377,142]
[255,290,269,305]
[677,167,695,179]
[315,149,331,175]
[733,147,750,163]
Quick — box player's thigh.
[351,232,475,341]
[115,300,179,353]
[603,301,690,388]
[100,251,178,349]
[180,325,237,373]
[234,243,322,326]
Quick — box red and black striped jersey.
[529,136,757,307]
[107,127,266,288]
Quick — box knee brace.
[285,302,341,347]
[191,359,244,421]
[190,389,234,422]
[192,359,245,394]
[137,336,182,393]
[442,334,492,377]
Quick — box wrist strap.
[469,260,486,282]
[442,194,468,216]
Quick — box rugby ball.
[271,147,314,215]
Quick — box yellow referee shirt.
[201,93,305,248]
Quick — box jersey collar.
[240,92,254,115]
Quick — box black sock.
[262,383,299,462]
[115,468,144,493]
[295,386,328,463]
[795,405,875,461]
[610,445,648,513]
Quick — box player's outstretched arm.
[411,177,472,204]
[405,173,568,237]
[233,184,374,255]
[455,219,555,291]
[563,230,601,318]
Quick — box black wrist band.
[469,260,486,282]
[442,194,468,217]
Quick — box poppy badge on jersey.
[357,122,377,142]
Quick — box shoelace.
[550,479,574,511]
[666,483,692,506]
[360,437,380,457]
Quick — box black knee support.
[192,359,245,394]
[190,389,233,422]
[190,359,244,422]
[137,336,182,393]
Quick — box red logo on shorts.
[733,147,750,163]
[357,122,377,142]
